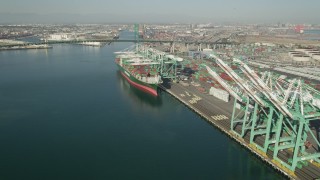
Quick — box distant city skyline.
[1,0,320,24]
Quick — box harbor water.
[0,32,282,179]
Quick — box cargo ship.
[115,49,162,96]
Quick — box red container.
[220,73,233,81]
[231,65,238,70]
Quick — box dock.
[0,44,52,51]
[159,81,320,180]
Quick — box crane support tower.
[206,53,320,171]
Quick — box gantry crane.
[206,53,320,171]
[115,44,179,81]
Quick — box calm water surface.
[0,33,283,179]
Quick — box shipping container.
[209,87,230,102]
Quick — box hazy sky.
[0,0,319,23]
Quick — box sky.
[0,0,319,24]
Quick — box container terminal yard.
[114,24,320,179]
[158,66,320,179]
[112,38,320,179]
[2,24,320,179]
[159,82,320,179]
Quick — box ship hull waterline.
[117,65,158,96]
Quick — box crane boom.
[209,54,266,107]
[233,58,293,118]
[206,65,243,102]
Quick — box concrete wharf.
[159,81,320,180]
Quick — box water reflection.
[81,45,101,53]
[116,71,162,110]
[226,140,283,179]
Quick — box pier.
[115,41,320,179]
[159,81,320,180]
[0,44,52,51]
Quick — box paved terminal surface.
[159,81,320,180]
